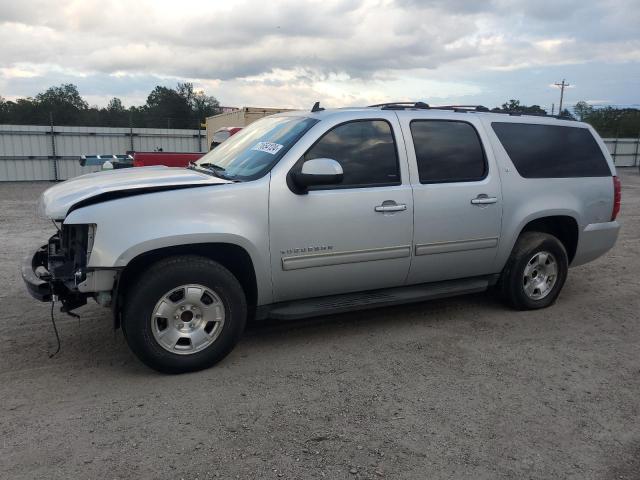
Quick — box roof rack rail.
[367,102,490,112]
[431,105,490,112]
[368,102,430,110]
[491,109,576,121]
[367,102,575,120]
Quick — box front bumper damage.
[21,226,93,312]
[21,245,52,302]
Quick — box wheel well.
[114,243,257,328]
[520,216,579,263]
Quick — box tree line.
[490,99,639,137]
[0,83,221,129]
[1,84,638,136]
[573,101,640,137]
[494,99,640,137]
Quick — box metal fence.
[0,125,637,181]
[0,124,207,181]
[603,138,640,167]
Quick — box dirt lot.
[1,170,638,480]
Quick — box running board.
[264,276,492,321]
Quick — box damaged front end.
[22,223,95,313]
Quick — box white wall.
[0,126,636,181]
[603,138,640,167]
[0,124,206,181]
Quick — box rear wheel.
[123,255,247,373]
[501,232,568,310]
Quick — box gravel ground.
[0,170,639,480]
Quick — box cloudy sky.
[1,0,639,111]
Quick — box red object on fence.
[132,152,205,168]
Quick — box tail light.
[611,176,621,221]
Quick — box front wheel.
[501,232,569,310]
[123,256,247,373]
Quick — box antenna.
[311,102,324,112]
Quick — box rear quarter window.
[491,122,611,178]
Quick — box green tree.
[2,97,40,124]
[176,82,196,107]
[581,107,640,137]
[0,95,6,123]
[145,85,192,128]
[35,83,88,124]
[1,83,221,128]
[573,100,593,121]
[36,83,88,110]
[495,99,547,115]
[559,108,575,120]
[107,97,125,112]
[177,82,221,124]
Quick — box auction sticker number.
[252,142,284,155]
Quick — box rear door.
[398,113,503,284]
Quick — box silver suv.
[22,102,621,373]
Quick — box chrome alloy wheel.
[151,284,225,355]
[522,251,558,300]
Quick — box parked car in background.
[24,102,621,373]
[210,127,242,150]
[132,151,205,168]
[80,154,133,169]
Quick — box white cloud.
[0,0,638,108]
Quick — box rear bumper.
[21,245,52,302]
[571,221,620,267]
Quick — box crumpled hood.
[38,166,230,220]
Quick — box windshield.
[195,116,318,181]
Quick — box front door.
[269,115,413,302]
[398,114,503,284]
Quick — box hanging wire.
[48,298,61,358]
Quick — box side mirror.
[293,158,343,190]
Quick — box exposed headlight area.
[39,223,96,311]
[48,224,94,287]
[22,223,102,313]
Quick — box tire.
[122,255,247,373]
[500,232,568,310]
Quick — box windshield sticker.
[251,141,284,155]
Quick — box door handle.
[471,194,497,205]
[375,202,407,213]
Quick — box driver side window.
[303,119,400,189]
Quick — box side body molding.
[282,245,411,271]
[415,238,498,256]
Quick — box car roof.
[274,104,585,128]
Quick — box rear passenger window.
[303,120,400,188]
[410,120,486,183]
[492,122,611,178]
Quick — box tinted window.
[492,122,611,178]
[410,120,486,183]
[303,120,399,188]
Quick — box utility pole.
[554,79,570,115]
[49,112,58,181]
[129,112,134,152]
